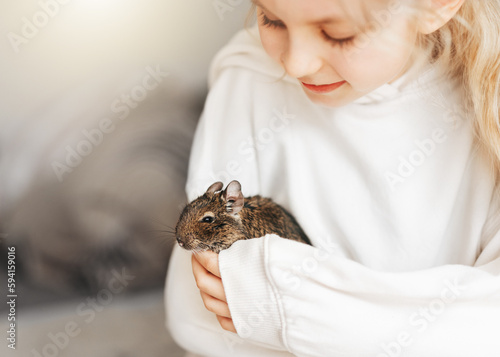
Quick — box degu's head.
[175,181,246,253]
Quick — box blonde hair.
[420,0,500,182]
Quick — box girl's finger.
[192,254,227,302]
[200,291,232,318]
[192,250,220,277]
[217,315,237,333]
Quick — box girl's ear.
[418,0,465,35]
[223,180,244,215]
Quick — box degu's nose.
[176,236,184,247]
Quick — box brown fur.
[175,181,311,253]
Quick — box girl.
[166,0,500,356]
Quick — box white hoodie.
[165,26,500,357]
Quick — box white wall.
[0,0,252,117]
[0,0,253,208]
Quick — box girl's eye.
[259,8,356,49]
[321,30,356,48]
[260,10,355,49]
[259,12,286,29]
[202,216,214,223]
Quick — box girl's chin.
[303,89,354,108]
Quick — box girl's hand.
[191,251,237,333]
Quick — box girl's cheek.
[338,31,416,92]
[258,28,284,64]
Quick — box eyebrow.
[250,0,346,25]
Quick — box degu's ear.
[418,0,465,35]
[206,181,223,194]
[223,180,244,215]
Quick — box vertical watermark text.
[6,246,17,350]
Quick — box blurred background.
[0,1,251,356]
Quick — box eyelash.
[321,30,355,48]
[259,12,285,29]
[259,12,356,48]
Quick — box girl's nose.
[281,31,323,79]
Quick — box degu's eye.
[200,212,215,223]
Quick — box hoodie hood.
[208,25,296,88]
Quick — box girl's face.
[254,0,420,107]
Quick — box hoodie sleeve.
[218,190,500,357]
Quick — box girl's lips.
[301,80,346,93]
